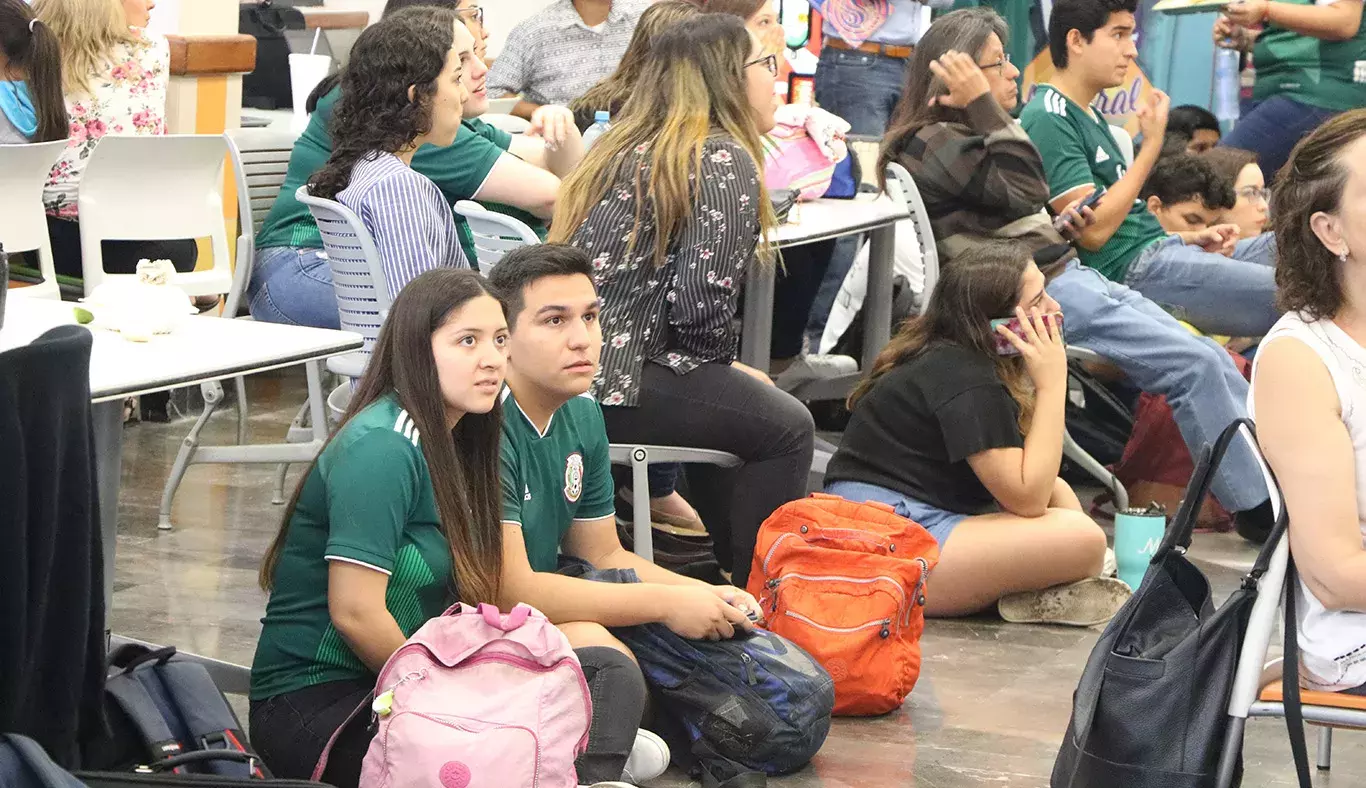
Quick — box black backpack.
[240,1,306,110]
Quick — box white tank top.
[1250,311,1366,691]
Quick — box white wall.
[320,0,557,56]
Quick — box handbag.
[1051,418,1287,788]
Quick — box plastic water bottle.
[582,111,611,149]
[1213,48,1241,129]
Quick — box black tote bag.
[1052,418,1287,788]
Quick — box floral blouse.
[571,136,763,408]
[44,31,170,219]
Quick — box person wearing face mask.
[307,8,473,297]
[0,0,67,144]
[550,16,816,590]
[249,0,583,330]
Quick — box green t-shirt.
[1253,0,1366,111]
[1019,85,1166,282]
[253,87,547,262]
[250,393,453,700]
[499,389,616,573]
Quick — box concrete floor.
[109,368,1365,787]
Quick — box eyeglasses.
[745,53,779,75]
[1237,185,1271,204]
[977,52,1012,73]
[455,6,483,25]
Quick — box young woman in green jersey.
[248,268,509,786]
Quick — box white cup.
[289,53,332,131]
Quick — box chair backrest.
[77,134,233,297]
[453,200,540,275]
[883,162,940,299]
[0,141,68,300]
[1110,125,1136,167]
[222,134,256,319]
[296,184,392,356]
[226,127,296,237]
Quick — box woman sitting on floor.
[1250,108,1366,695]
[248,268,508,785]
[307,6,473,299]
[825,241,1129,626]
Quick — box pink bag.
[314,603,592,788]
[762,124,837,201]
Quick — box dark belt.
[824,36,913,60]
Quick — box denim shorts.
[823,480,967,547]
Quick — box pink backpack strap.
[479,602,533,631]
[310,693,372,781]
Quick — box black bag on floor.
[82,646,267,780]
[76,771,326,788]
[1051,419,1286,788]
[240,1,305,110]
[1,734,87,787]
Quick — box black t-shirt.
[826,342,1025,515]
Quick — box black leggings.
[45,215,198,280]
[248,647,646,786]
[601,362,815,588]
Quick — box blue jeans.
[1123,233,1278,338]
[805,47,910,347]
[822,480,966,547]
[1221,95,1339,182]
[247,246,341,329]
[1047,261,1269,513]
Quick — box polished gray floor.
[110,370,1365,787]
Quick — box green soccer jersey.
[252,86,547,263]
[1019,85,1167,282]
[250,393,454,700]
[1253,0,1366,111]
[500,389,616,573]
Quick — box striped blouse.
[337,152,469,300]
[570,136,763,408]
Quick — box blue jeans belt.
[824,37,914,59]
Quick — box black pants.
[248,647,646,786]
[601,362,815,588]
[46,215,198,280]
[772,240,835,360]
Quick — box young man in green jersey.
[1020,0,1280,339]
[487,243,764,786]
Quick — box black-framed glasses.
[745,53,779,75]
[1237,185,1271,204]
[977,52,1012,73]
[456,5,484,25]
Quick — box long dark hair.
[1272,108,1366,320]
[848,242,1035,430]
[879,8,1009,187]
[0,0,68,142]
[309,6,458,200]
[261,268,506,606]
[569,0,700,124]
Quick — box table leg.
[92,399,124,621]
[740,263,776,374]
[863,224,896,371]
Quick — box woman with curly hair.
[308,6,472,299]
[1251,108,1366,695]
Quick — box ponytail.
[0,0,69,143]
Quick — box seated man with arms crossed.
[487,244,763,786]
[881,7,1274,542]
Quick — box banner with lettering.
[1021,50,1156,137]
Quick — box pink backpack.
[314,603,592,788]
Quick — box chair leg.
[1317,726,1332,771]
[233,376,249,445]
[1214,716,1246,788]
[630,448,653,562]
[1062,428,1130,510]
[158,381,224,530]
[272,463,291,506]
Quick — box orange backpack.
[746,493,940,716]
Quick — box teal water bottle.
[1114,503,1167,591]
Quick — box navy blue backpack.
[562,564,835,787]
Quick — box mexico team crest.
[564,452,584,503]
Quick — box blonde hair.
[549,14,776,268]
[33,0,139,95]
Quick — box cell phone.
[1077,189,1105,211]
[990,312,1064,356]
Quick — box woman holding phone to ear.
[824,242,1129,627]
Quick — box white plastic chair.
[227,127,297,237]
[77,134,234,297]
[155,134,330,530]
[1110,125,1136,167]
[608,445,742,562]
[0,140,67,300]
[883,163,1129,510]
[453,200,540,275]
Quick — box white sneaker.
[621,728,670,784]
[997,577,1132,627]
[773,353,858,392]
